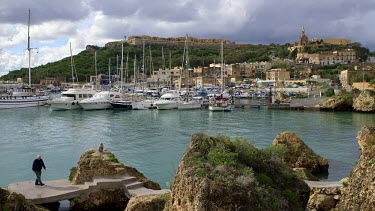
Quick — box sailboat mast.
[220,40,224,93]
[70,42,75,83]
[142,39,145,89]
[185,35,190,101]
[126,52,129,83]
[95,51,97,89]
[121,41,124,91]
[169,51,172,87]
[108,58,111,88]
[134,54,137,87]
[27,9,31,86]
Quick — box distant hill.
[0,41,291,84]
[0,39,370,84]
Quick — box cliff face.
[169,133,310,211]
[334,126,375,210]
[353,91,375,112]
[272,132,329,174]
[0,188,47,211]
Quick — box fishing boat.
[0,10,48,109]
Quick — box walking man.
[32,155,46,186]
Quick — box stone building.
[340,69,375,89]
[266,68,290,82]
[297,49,356,65]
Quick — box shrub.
[69,167,77,181]
[324,88,335,97]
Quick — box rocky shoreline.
[1,127,375,210]
[270,90,375,112]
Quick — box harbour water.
[1,106,374,188]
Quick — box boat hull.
[49,101,82,111]
[156,102,178,110]
[80,102,112,110]
[178,102,202,110]
[0,96,48,109]
[111,101,132,110]
[132,100,156,110]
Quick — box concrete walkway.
[8,175,169,204]
[305,180,343,188]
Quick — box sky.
[0,0,375,76]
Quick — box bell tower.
[299,24,309,46]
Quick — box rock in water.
[272,131,329,174]
[69,147,161,211]
[169,133,310,211]
[334,126,375,210]
[125,194,170,211]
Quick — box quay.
[7,175,169,205]
[7,178,340,205]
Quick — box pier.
[7,175,169,205]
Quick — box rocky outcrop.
[0,188,47,211]
[334,126,375,210]
[70,147,160,189]
[70,189,128,211]
[353,91,375,112]
[169,133,310,211]
[293,168,318,181]
[125,193,170,211]
[317,97,353,111]
[69,145,161,210]
[272,132,329,174]
[307,187,341,211]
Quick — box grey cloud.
[89,0,198,22]
[0,0,90,24]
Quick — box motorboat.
[80,91,122,110]
[50,88,97,111]
[154,92,180,110]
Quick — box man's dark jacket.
[32,159,46,171]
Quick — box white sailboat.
[208,40,232,112]
[0,9,49,109]
[50,43,97,111]
[178,35,202,110]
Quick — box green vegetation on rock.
[171,133,310,211]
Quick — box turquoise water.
[0,106,374,188]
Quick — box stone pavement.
[304,180,343,188]
[8,175,169,204]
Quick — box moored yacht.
[155,92,180,110]
[177,97,203,110]
[50,88,97,111]
[80,91,122,110]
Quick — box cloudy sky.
[0,0,374,76]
